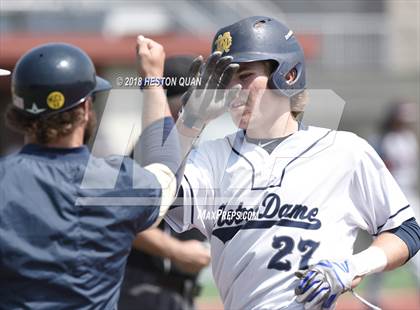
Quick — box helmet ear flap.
[268,61,304,97]
[267,60,286,95]
[266,60,281,92]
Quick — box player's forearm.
[352,217,419,277]
[134,36,181,212]
[142,86,171,130]
[137,35,170,130]
[133,228,180,259]
[371,231,409,270]
[349,231,409,285]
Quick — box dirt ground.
[197,291,420,310]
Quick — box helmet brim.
[94,76,112,93]
[229,52,282,64]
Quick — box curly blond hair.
[290,89,308,120]
[6,105,86,144]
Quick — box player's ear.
[285,68,297,85]
[81,97,92,122]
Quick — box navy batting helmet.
[11,43,111,117]
[212,16,305,97]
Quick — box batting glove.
[179,51,241,129]
[295,259,357,309]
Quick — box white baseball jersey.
[165,126,414,310]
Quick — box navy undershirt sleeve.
[135,117,181,176]
[387,217,420,261]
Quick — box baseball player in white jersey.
[162,16,420,310]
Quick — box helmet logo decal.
[26,103,46,114]
[47,91,65,110]
[214,32,232,53]
[285,30,294,40]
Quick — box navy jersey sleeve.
[79,156,163,233]
[114,157,163,232]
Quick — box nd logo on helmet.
[214,32,232,54]
[47,91,65,110]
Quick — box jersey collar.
[236,122,307,154]
[20,143,90,159]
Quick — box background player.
[378,100,420,281]
[119,56,210,310]
[364,99,420,307]
[162,16,420,309]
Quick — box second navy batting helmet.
[212,16,305,97]
[12,43,111,117]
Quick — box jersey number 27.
[268,236,320,271]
